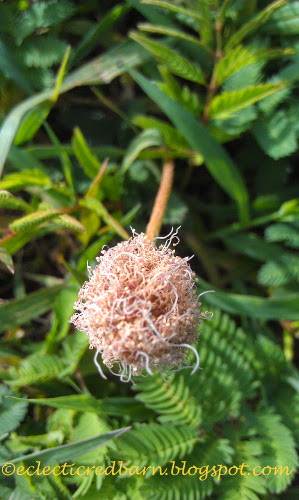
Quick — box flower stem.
[145,159,174,241]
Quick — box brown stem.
[145,159,174,241]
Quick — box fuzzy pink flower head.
[70,229,212,381]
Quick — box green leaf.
[72,127,101,178]
[137,23,203,46]
[191,0,212,46]
[73,412,111,465]
[134,372,202,427]
[140,0,203,22]
[258,254,299,287]
[18,36,68,68]
[9,353,64,387]
[77,234,112,271]
[128,69,249,222]
[133,115,190,151]
[252,109,298,159]
[55,214,86,233]
[0,190,31,211]
[265,222,299,249]
[80,197,129,240]
[52,45,71,102]
[215,45,294,85]
[0,169,51,191]
[0,427,130,466]
[113,422,199,467]
[264,2,299,35]
[225,0,287,49]
[9,210,64,233]
[198,278,299,320]
[0,385,28,434]
[10,395,150,418]
[129,0,178,28]
[13,0,75,45]
[210,84,286,120]
[0,39,33,93]
[59,331,88,377]
[130,32,205,84]
[71,3,130,65]
[0,41,149,177]
[43,121,75,192]
[0,247,14,274]
[249,413,298,493]
[14,101,53,146]
[225,233,282,262]
[0,284,64,332]
[45,285,80,349]
[8,145,50,174]
[121,128,163,173]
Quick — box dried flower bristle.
[70,229,212,382]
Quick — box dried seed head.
[70,229,212,381]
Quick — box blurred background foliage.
[0,0,298,498]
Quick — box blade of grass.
[129,69,249,223]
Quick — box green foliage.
[0,246,14,274]
[264,2,299,35]
[130,32,205,84]
[0,385,28,435]
[122,128,163,173]
[112,422,199,467]
[252,107,298,159]
[9,209,65,233]
[134,373,202,426]
[14,0,75,45]
[72,126,102,179]
[209,84,286,120]
[266,221,299,248]
[224,0,287,49]
[9,353,65,387]
[0,1,298,499]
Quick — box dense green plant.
[0,0,298,499]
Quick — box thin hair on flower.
[70,227,214,382]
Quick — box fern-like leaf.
[59,331,89,377]
[264,2,299,35]
[252,108,298,159]
[210,83,286,120]
[215,45,294,85]
[258,253,299,287]
[14,0,75,45]
[188,309,256,424]
[265,222,299,249]
[18,37,68,68]
[225,0,287,49]
[219,439,266,500]
[249,412,298,493]
[0,384,28,434]
[140,437,233,500]
[130,32,205,84]
[9,353,64,387]
[112,422,199,467]
[133,372,202,427]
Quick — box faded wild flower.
[70,227,213,382]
